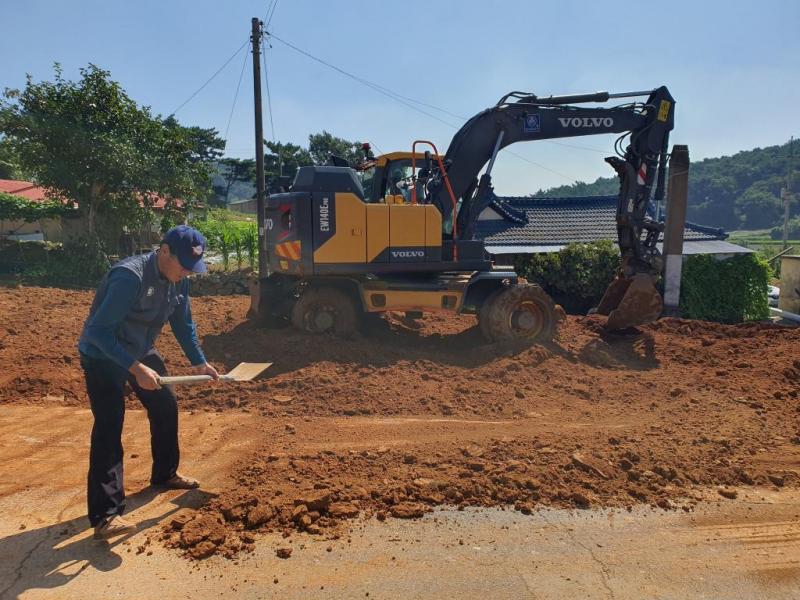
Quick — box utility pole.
[251,17,267,277]
[782,137,794,250]
[662,145,690,316]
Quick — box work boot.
[93,515,136,540]
[157,473,200,489]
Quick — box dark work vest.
[79,252,182,362]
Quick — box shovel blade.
[597,273,662,331]
[225,362,272,381]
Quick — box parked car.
[768,285,780,307]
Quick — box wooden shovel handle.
[158,374,234,385]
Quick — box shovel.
[158,362,272,386]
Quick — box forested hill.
[532,139,798,231]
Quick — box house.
[0,179,68,241]
[475,195,752,260]
[0,179,186,251]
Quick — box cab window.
[358,165,377,202]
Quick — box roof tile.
[476,195,727,247]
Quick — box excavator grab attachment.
[596,272,663,331]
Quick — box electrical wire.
[265,32,606,181]
[223,48,249,145]
[261,34,276,142]
[170,39,249,116]
[266,32,463,130]
[266,0,279,28]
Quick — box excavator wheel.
[480,283,557,343]
[477,287,505,340]
[290,286,359,337]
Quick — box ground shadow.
[201,315,532,378]
[0,487,213,600]
[575,329,659,371]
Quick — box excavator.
[249,86,675,342]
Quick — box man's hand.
[191,362,220,380]
[129,361,162,390]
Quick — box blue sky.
[1,0,798,195]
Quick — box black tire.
[482,284,557,343]
[290,287,359,337]
[477,287,505,341]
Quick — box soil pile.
[2,286,799,560]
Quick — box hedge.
[679,253,769,323]
[515,241,770,323]
[514,240,620,313]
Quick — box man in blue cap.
[78,225,219,540]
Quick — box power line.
[223,45,250,145]
[261,35,276,142]
[170,39,249,116]
[265,32,582,182]
[266,0,279,28]
[266,31,462,130]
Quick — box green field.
[728,229,800,253]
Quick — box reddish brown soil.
[2,285,799,559]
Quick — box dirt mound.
[2,286,799,560]
[162,423,800,558]
[3,288,798,421]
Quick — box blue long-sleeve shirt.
[78,253,206,369]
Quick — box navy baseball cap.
[163,225,207,273]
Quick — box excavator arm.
[424,86,675,329]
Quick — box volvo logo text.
[558,117,614,128]
[391,250,425,258]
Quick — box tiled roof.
[475,195,727,248]
[0,179,51,201]
[0,179,182,209]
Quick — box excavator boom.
[423,86,675,329]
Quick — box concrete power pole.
[247,17,270,320]
[782,137,795,250]
[661,145,690,316]
[251,17,267,277]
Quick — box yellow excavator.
[250,86,675,342]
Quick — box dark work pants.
[80,352,180,526]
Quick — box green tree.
[0,64,222,238]
[264,140,312,182]
[735,179,783,229]
[530,139,799,232]
[308,130,368,166]
[217,157,256,205]
[0,136,25,179]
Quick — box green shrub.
[0,191,75,222]
[190,208,255,272]
[243,223,258,269]
[679,253,769,323]
[770,217,800,240]
[514,241,620,313]
[0,237,110,287]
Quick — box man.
[78,225,219,540]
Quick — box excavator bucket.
[596,273,663,331]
